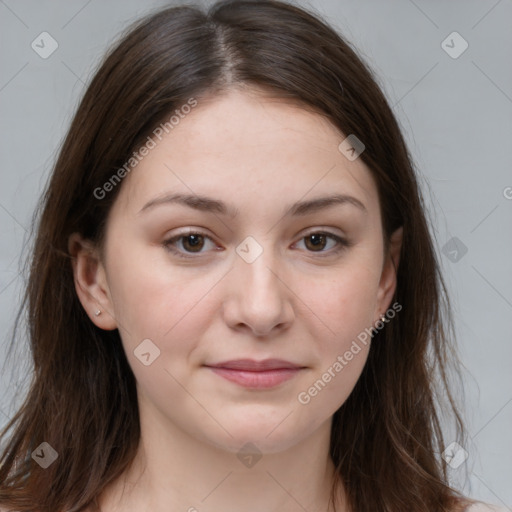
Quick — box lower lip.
[206,367,302,389]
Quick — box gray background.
[0,0,511,507]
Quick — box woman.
[0,1,505,511]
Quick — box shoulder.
[464,502,510,512]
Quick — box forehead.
[110,88,380,222]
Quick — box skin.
[69,86,403,512]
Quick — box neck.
[97,402,346,512]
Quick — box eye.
[162,230,219,259]
[162,229,351,260]
[294,231,350,256]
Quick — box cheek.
[298,344,370,426]
[107,254,219,410]
[294,259,381,345]
[106,243,217,354]
[294,266,377,416]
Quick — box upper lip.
[205,359,304,371]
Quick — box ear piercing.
[95,309,101,316]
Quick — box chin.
[205,431,301,457]
[200,413,316,456]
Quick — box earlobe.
[376,226,403,319]
[68,232,118,330]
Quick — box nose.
[221,247,295,338]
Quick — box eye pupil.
[306,234,326,251]
[184,234,204,251]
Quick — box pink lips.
[204,359,304,389]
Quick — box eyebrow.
[138,192,367,217]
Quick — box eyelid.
[292,229,350,257]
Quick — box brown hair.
[0,1,469,511]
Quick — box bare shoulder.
[464,502,510,512]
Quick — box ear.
[375,226,403,320]
[68,232,118,330]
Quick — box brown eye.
[304,233,329,251]
[295,231,350,257]
[181,234,205,252]
[163,231,217,258]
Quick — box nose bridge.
[224,234,292,335]
[236,236,283,304]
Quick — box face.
[71,87,402,455]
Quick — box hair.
[0,1,471,511]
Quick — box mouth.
[203,359,306,389]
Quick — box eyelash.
[162,229,351,259]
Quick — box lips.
[205,359,303,371]
[204,359,305,389]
